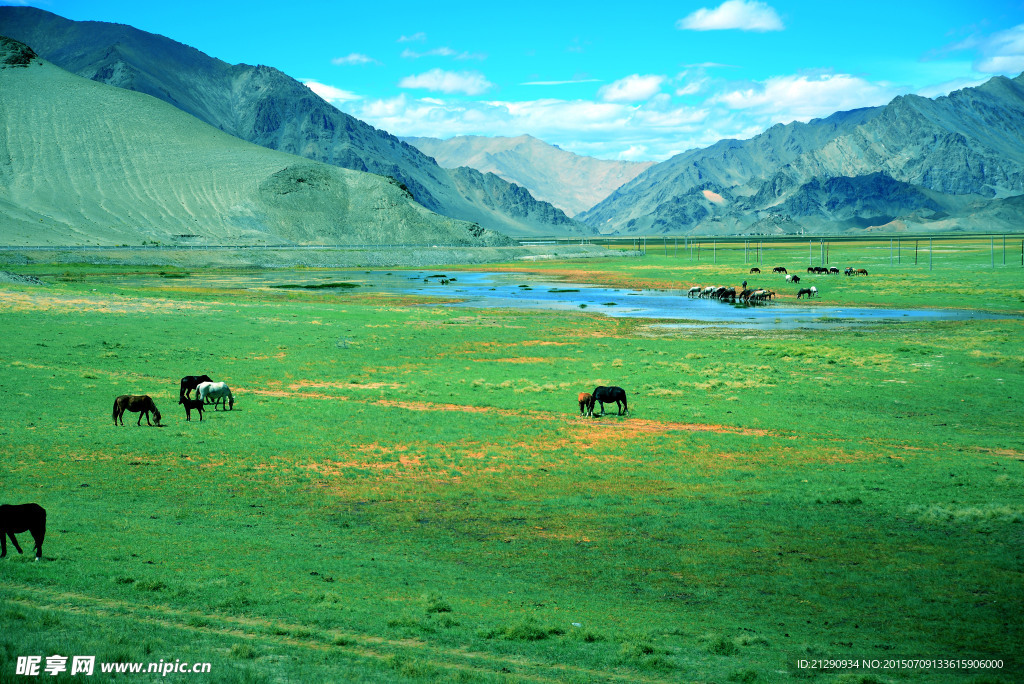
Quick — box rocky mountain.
[579,76,1024,235]
[0,37,512,247]
[0,6,591,238]
[403,134,654,217]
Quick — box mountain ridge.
[0,6,591,238]
[579,73,1024,234]
[0,36,512,248]
[403,134,654,216]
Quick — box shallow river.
[145,269,1011,330]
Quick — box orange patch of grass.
[0,291,213,314]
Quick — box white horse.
[687,287,701,298]
[196,381,234,410]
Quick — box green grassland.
[0,254,1022,683]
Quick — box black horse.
[181,396,205,422]
[1,503,46,561]
[179,375,213,403]
[589,386,628,415]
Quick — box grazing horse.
[578,392,593,416]
[179,374,213,403]
[772,266,787,274]
[829,267,839,275]
[797,287,815,299]
[113,395,162,426]
[855,269,869,276]
[181,396,205,422]
[196,381,234,410]
[590,386,628,416]
[0,503,46,561]
[749,267,760,274]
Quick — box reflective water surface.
[140,269,1012,329]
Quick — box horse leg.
[137,411,144,426]
[30,523,44,561]
[5,531,23,556]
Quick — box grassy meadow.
[1,252,1022,683]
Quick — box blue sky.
[6,0,1024,160]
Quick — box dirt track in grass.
[1,584,665,684]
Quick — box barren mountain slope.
[0,38,511,248]
[405,135,654,216]
[579,76,1024,235]
[0,6,591,238]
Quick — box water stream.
[142,269,1012,329]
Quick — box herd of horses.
[111,374,235,427]
[688,285,778,303]
[689,263,869,306]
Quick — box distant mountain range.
[0,36,512,247]
[3,5,1023,240]
[579,75,1024,235]
[0,6,591,239]
[403,135,654,217]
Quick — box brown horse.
[113,395,162,426]
[578,392,593,416]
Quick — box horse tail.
[112,397,119,423]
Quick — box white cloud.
[598,74,665,103]
[521,79,602,86]
[618,144,650,161]
[302,80,361,104]
[711,73,899,123]
[675,74,710,96]
[342,92,712,161]
[401,47,486,61]
[397,32,427,43]
[398,69,494,95]
[677,0,784,32]
[972,24,1024,74]
[331,53,378,66]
